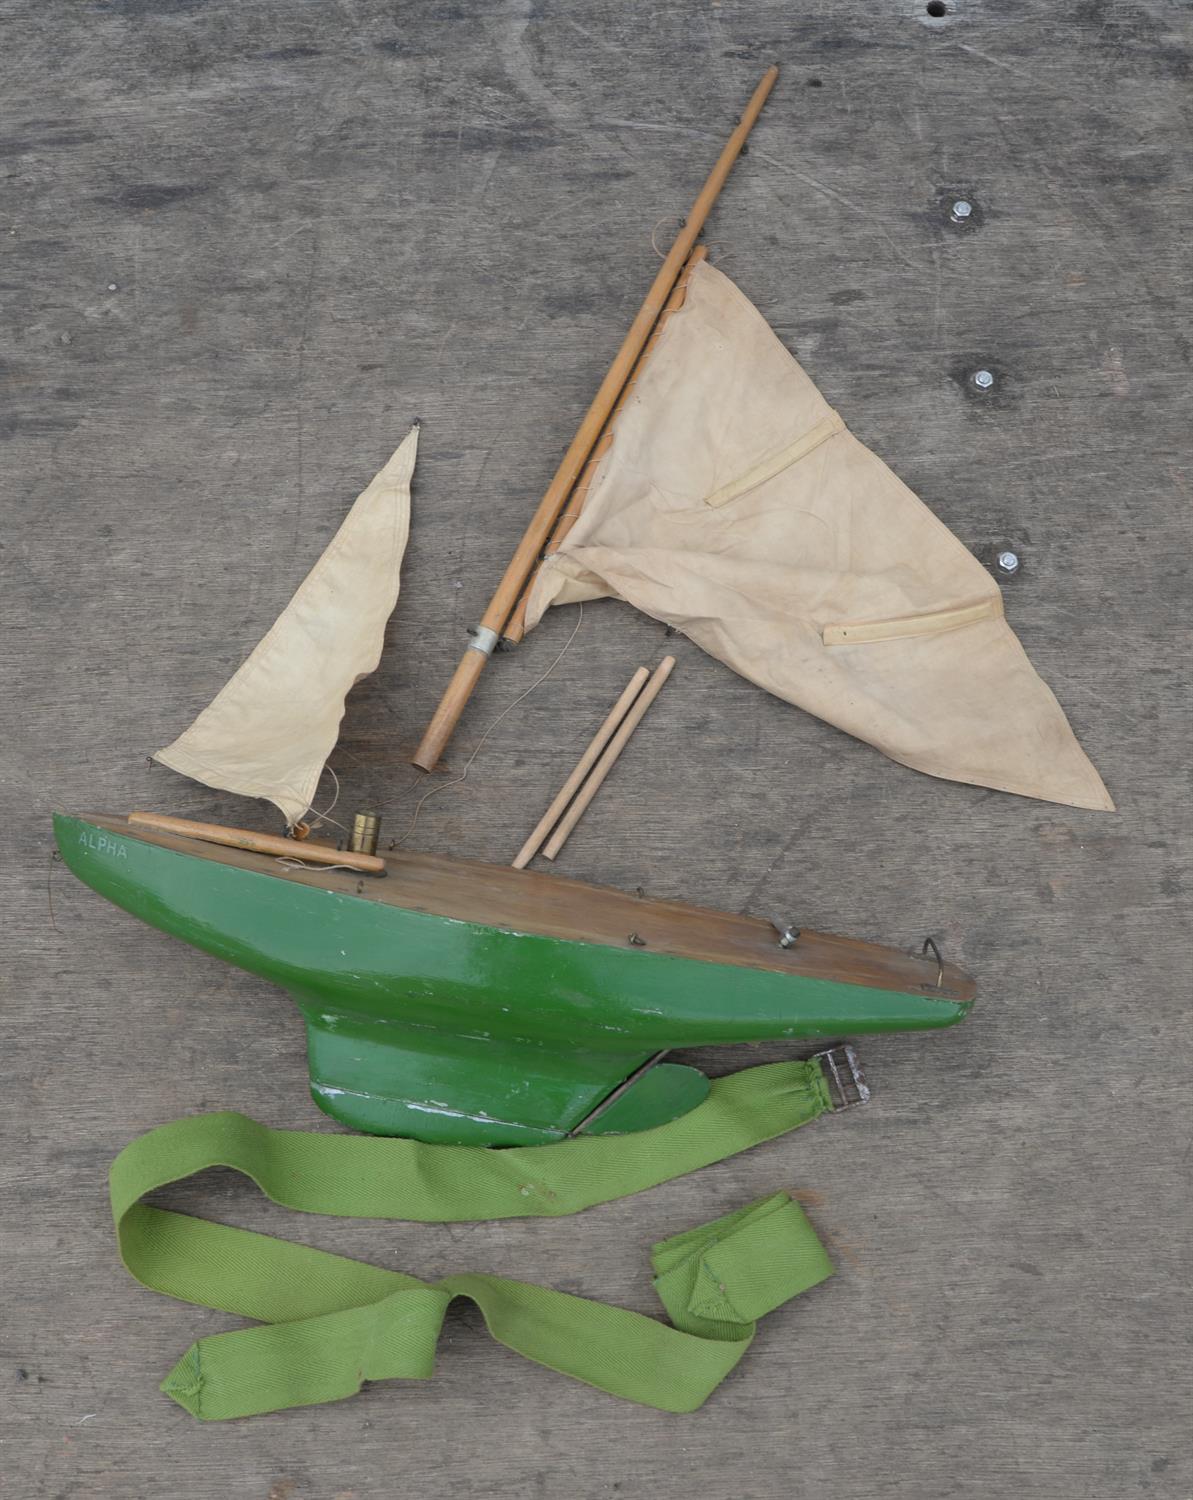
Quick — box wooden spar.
[501,244,709,646]
[511,666,650,869]
[411,67,779,771]
[128,811,387,874]
[542,655,676,861]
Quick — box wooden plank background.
[2,2,1190,1496]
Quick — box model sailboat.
[55,68,984,1151]
[52,417,974,1147]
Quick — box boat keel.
[299,1002,710,1144]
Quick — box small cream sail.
[526,263,1112,811]
[155,426,419,827]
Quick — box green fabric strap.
[111,1059,836,1420]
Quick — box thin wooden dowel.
[511,666,650,869]
[542,655,676,861]
[411,67,778,771]
[501,244,709,646]
[128,811,386,874]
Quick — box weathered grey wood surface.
[3,2,1190,1496]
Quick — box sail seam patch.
[703,410,845,509]
[822,595,1004,647]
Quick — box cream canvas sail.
[155,426,419,827]
[526,263,1111,811]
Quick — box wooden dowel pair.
[411,66,778,773]
[511,667,649,868]
[512,656,676,869]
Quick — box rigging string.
[274,860,364,875]
[265,610,584,867]
[303,764,350,838]
[46,850,61,932]
[649,215,684,260]
[268,768,367,872]
[395,605,585,848]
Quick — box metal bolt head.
[972,368,995,390]
[996,550,1020,575]
[950,199,973,223]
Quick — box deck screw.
[996,550,1020,575]
[972,368,995,390]
[950,199,973,223]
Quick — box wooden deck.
[74,813,974,994]
[3,2,1189,1497]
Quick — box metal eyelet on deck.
[920,936,945,989]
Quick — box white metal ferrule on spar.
[468,626,501,657]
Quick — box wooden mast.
[501,244,708,646]
[411,66,779,771]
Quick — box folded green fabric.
[111,1059,837,1419]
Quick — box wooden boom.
[411,66,779,771]
[128,811,386,874]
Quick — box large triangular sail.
[525,263,1111,811]
[155,426,419,827]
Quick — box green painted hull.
[55,814,973,1144]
